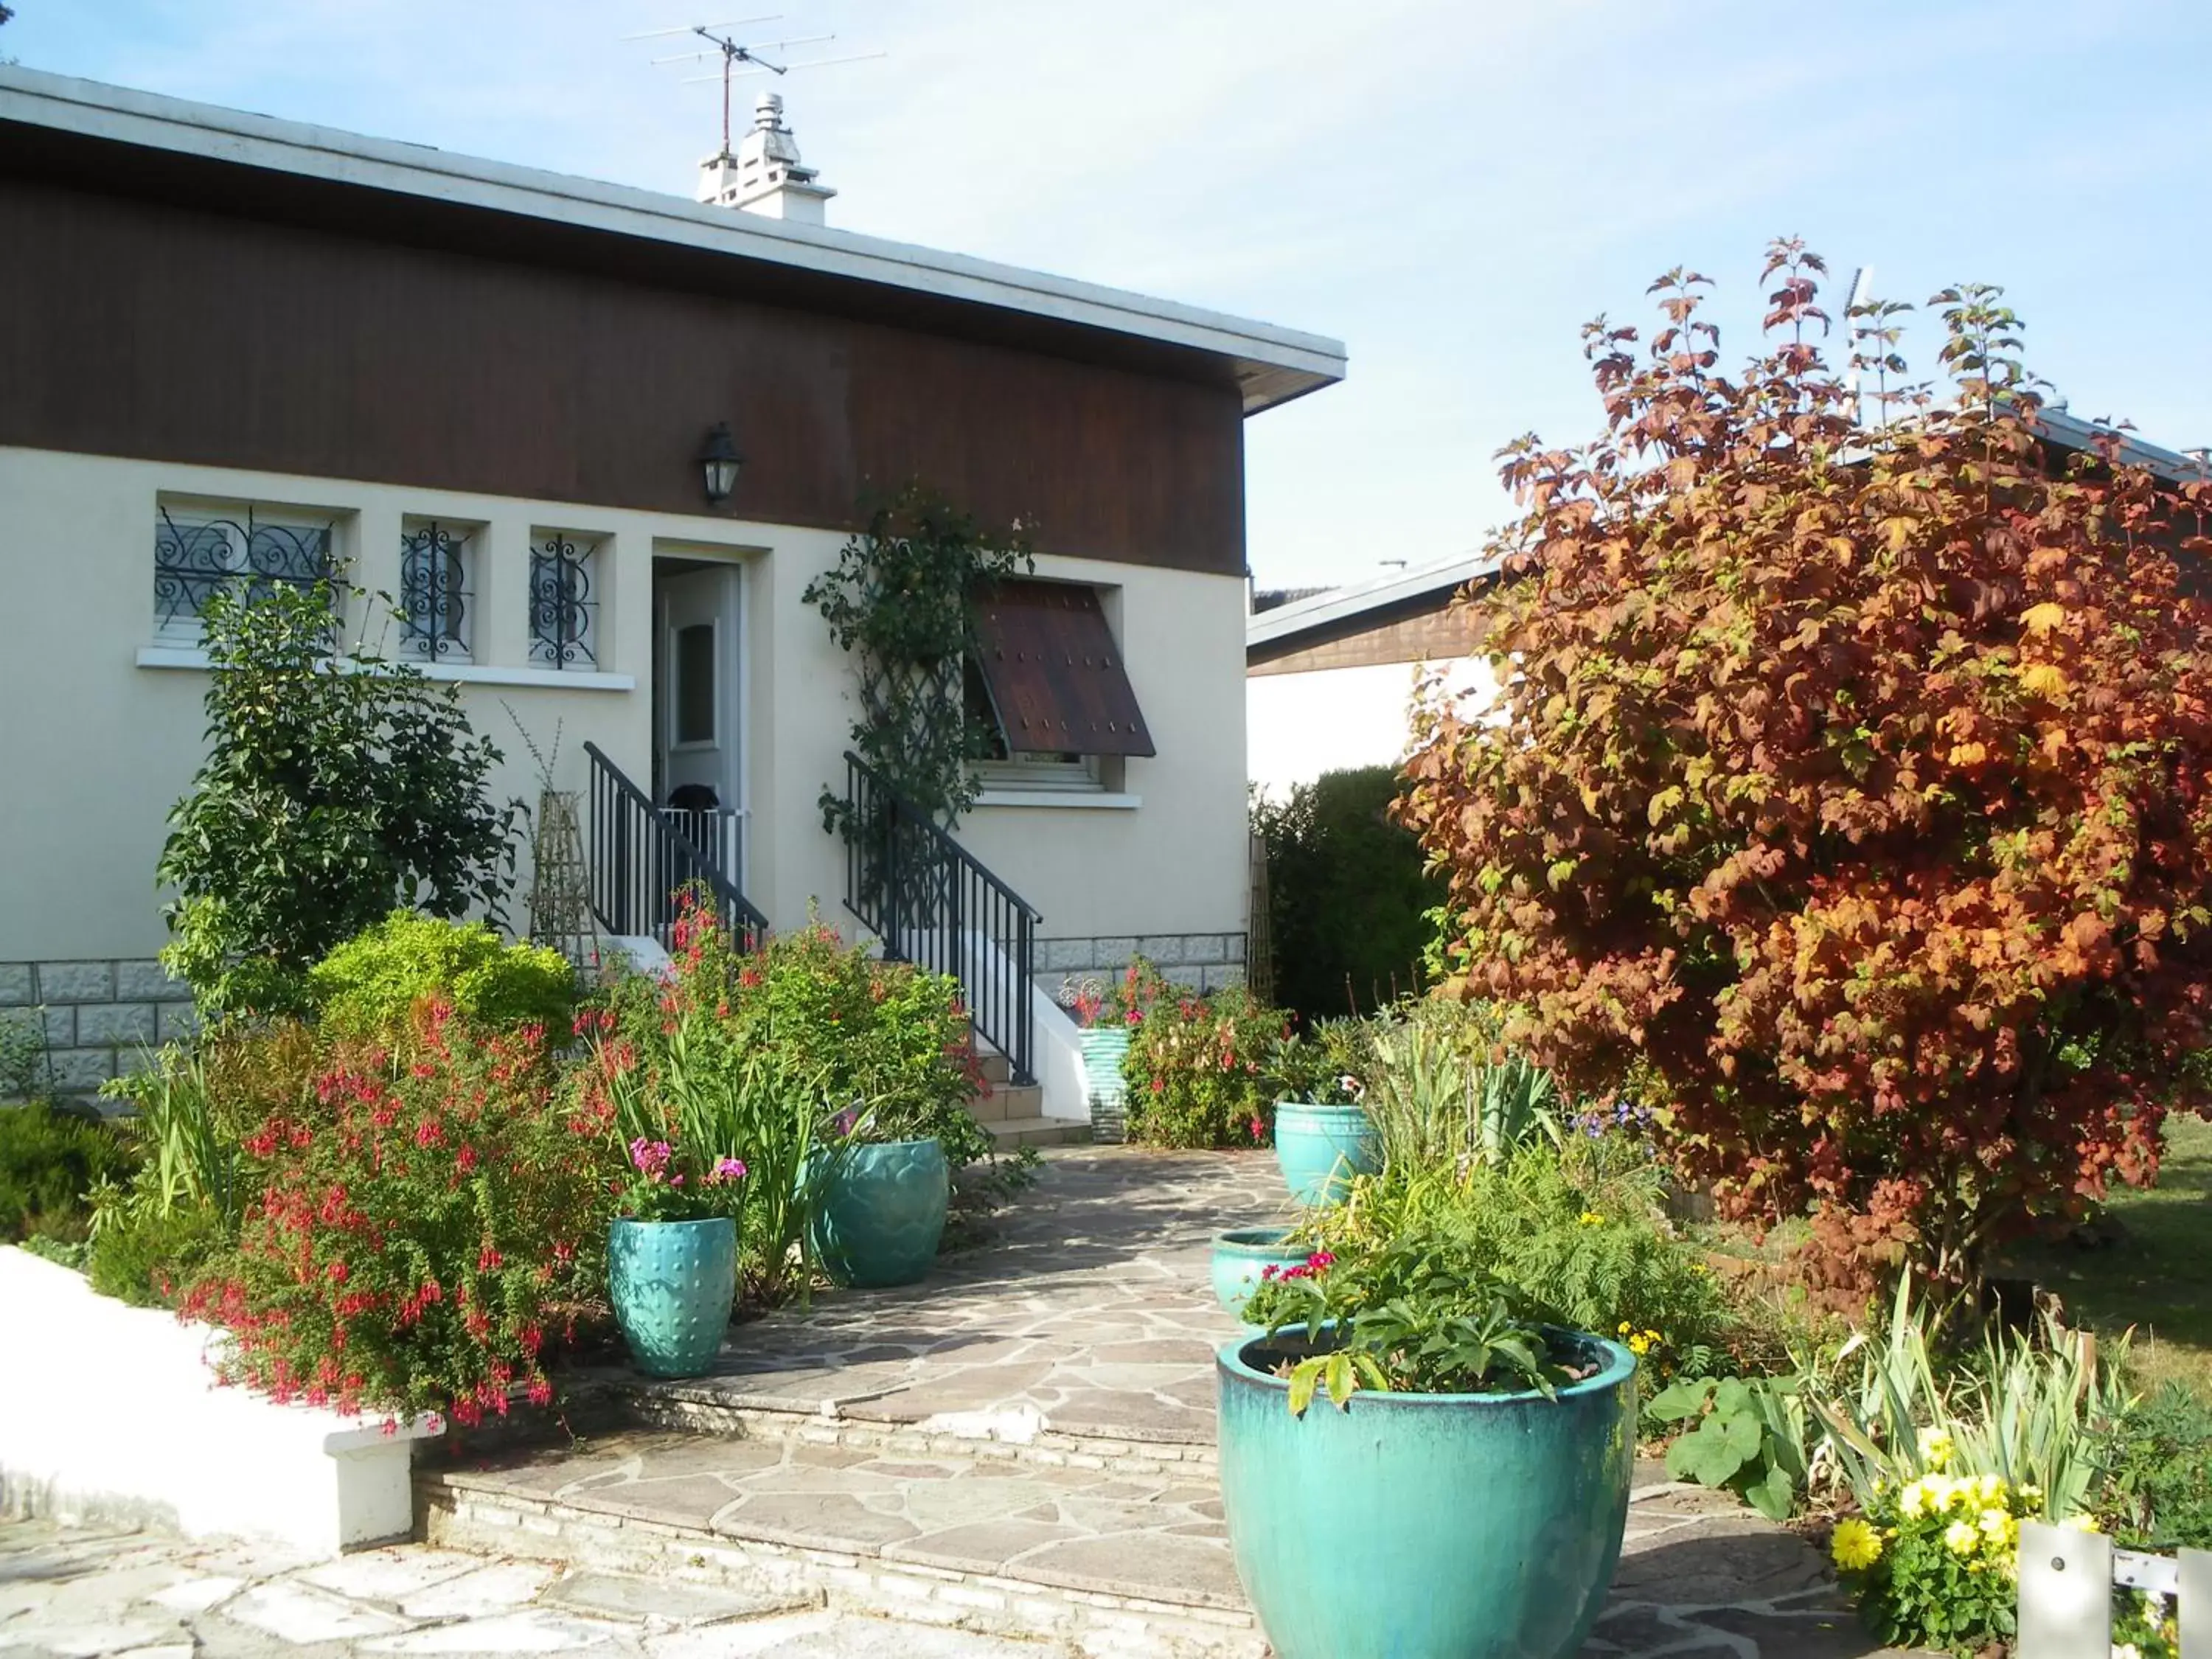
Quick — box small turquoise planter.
[1078,1027,1133,1144]
[1272,1100,1379,1205]
[1217,1327,1638,1659]
[1208,1227,1309,1317]
[807,1138,949,1290]
[607,1216,737,1380]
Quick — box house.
[1245,552,1495,799]
[0,68,1345,1124]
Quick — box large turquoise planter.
[607,1217,737,1379]
[1208,1228,1309,1317]
[1272,1100,1379,1204]
[808,1138,949,1289]
[1217,1328,1638,1659]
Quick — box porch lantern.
[698,422,743,504]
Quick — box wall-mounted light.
[698,422,743,505]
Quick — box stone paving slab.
[0,1519,1055,1659]
[573,1148,1293,1447]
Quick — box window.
[529,529,602,669]
[967,580,1155,766]
[672,622,717,745]
[399,518,478,662]
[154,501,336,639]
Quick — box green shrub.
[1121,970,1283,1149]
[89,1203,229,1307]
[2095,1382,2212,1550]
[0,1102,133,1242]
[309,912,576,1044]
[1,1009,51,1102]
[157,580,523,1018]
[1253,765,1443,1021]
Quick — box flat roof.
[0,66,1346,415]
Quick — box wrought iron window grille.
[529,532,600,669]
[399,520,475,661]
[154,503,336,636]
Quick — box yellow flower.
[2062,1514,2101,1533]
[1916,1426,1954,1472]
[1627,1332,1652,1356]
[1978,1508,2017,1550]
[1581,1212,1607,1227]
[1944,1519,1980,1557]
[1899,1478,1933,1520]
[1831,1517,1883,1572]
[1689,1262,1710,1274]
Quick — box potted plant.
[1269,1023,1379,1204]
[806,1088,956,1290]
[1220,1237,1637,1659]
[1065,966,1151,1144]
[606,1135,748,1379]
[1208,1227,1311,1318]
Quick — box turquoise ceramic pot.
[808,1138,949,1289]
[1208,1228,1309,1316]
[1217,1327,1638,1659]
[1272,1101,1379,1204]
[607,1217,737,1380]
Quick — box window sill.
[972,789,1141,811]
[136,646,637,692]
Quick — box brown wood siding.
[0,175,1247,575]
[1248,602,1483,675]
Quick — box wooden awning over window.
[972,580,1156,757]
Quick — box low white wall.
[0,1248,440,1555]
[1246,655,1498,800]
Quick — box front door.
[654,563,744,888]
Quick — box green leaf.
[1744,1462,1795,1522]
[1645,1380,1711,1422]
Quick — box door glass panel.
[674,622,715,745]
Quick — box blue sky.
[9,1,2206,587]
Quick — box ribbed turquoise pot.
[1217,1329,1638,1659]
[1272,1101,1379,1205]
[807,1138,949,1289]
[607,1217,737,1380]
[1208,1228,1308,1316]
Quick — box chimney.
[696,92,836,226]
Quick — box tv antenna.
[628,18,886,153]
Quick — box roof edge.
[1245,551,1498,650]
[0,65,1347,414]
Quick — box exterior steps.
[986,1115,1091,1150]
[420,1424,1264,1659]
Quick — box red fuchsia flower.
[526,1377,554,1407]
[455,1144,478,1175]
[1260,1265,1280,1281]
[1125,1009,1143,1027]
[739,967,763,989]
[477,1245,504,1271]
[415,1121,445,1149]
[327,1261,349,1284]
[716,1001,731,1019]
[1150,1076,1166,1094]
[1248,1117,1265,1141]
[1307,1251,1335,1270]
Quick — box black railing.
[584,742,767,950]
[841,751,1040,1086]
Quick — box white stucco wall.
[0,445,1247,963]
[1245,655,1498,799]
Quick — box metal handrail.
[841,751,1041,1086]
[583,741,768,947]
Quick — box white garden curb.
[0,1246,441,1555]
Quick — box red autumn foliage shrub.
[184,1005,604,1425]
[1399,240,2212,1287]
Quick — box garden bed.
[0,1246,440,1555]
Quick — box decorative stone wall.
[0,959,198,1102]
[1035,933,1246,1001]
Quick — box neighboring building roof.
[2033,406,2208,481]
[0,66,1346,415]
[1245,550,1497,666]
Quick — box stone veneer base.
[0,957,198,1101]
[1037,933,1247,999]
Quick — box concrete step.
[986,1115,1091,1150]
[976,1050,1013,1087]
[965,1082,1040,1125]
[423,1427,1260,1658]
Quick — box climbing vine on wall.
[805,484,1034,836]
